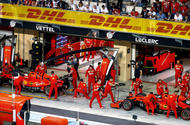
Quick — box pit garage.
[134,38,190,86]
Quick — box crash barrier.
[41,116,68,125]
[0,3,189,40]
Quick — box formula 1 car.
[111,93,190,120]
[22,72,70,96]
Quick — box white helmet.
[40,62,44,66]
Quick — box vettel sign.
[0,3,190,40]
[36,24,55,32]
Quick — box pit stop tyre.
[44,86,54,96]
[181,108,190,120]
[122,99,134,111]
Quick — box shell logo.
[164,104,167,109]
[23,80,28,85]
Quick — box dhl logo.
[87,15,190,36]
[26,9,75,24]
[156,22,190,36]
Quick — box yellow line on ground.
[0,90,55,100]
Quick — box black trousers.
[74,64,80,80]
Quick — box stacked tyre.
[30,42,42,69]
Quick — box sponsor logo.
[36,24,55,32]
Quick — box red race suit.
[85,68,96,94]
[183,73,190,90]
[187,91,190,99]
[14,76,24,95]
[95,65,101,80]
[83,38,94,61]
[35,64,47,74]
[89,82,103,108]
[174,64,183,87]
[48,73,58,99]
[143,93,157,115]
[71,67,78,90]
[101,80,115,103]
[131,78,143,95]
[166,94,178,119]
[179,80,188,97]
[74,81,90,99]
[157,80,168,95]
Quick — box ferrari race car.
[111,93,190,120]
[22,72,70,96]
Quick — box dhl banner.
[0,3,190,40]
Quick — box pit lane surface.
[1,82,190,125]
[30,104,154,125]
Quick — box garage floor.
[142,58,190,85]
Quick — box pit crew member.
[82,38,94,62]
[89,79,103,109]
[74,79,90,99]
[14,74,24,95]
[85,65,96,94]
[174,60,183,88]
[48,71,58,100]
[166,90,178,119]
[101,77,118,103]
[143,92,157,115]
[35,62,47,74]
[130,78,143,95]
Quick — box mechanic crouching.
[48,71,58,100]
[143,92,157,115]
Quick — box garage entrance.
[136,45,190,85]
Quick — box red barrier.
[41,116,68,125]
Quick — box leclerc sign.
[0,3,190,40]
[135,36,159,45]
